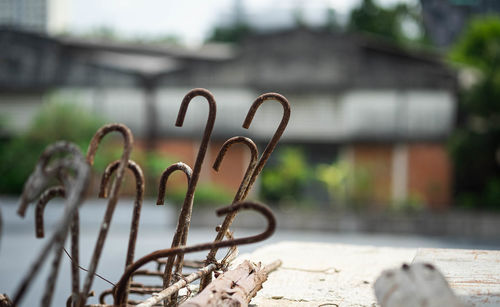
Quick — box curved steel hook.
[155,162,193,301]
[35,186,66,238]
[156,162,192,206]
[199,136,259,289]
[99,159,144,305]
[99,159,144,267]
[17,142,83,217]
[241,93,291,200]
[80,123,134,307]
[161,89,216,291]
[113,201,276,306]
[34,186,81,306]
[13,141,90,307]
[213,136,259,203]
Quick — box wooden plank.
[413,248,500,306]
[180,260,281,307]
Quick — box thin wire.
[63,248,116,286]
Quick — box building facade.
[0,28,457,208]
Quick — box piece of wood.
[180,260,280,307]
[136,263,217,307]
[0,294,13,307]
[374,262,464,307]
[413,248,500,307]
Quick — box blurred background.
[0,0,500,304]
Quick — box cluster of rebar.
[9,88,290,307]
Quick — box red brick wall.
[209,141,246,194]
[408,143,452,209]
[136,139,246,194]
[352,145,393,205]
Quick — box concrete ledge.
[190,208,500,239]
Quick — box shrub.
[0,96,104,194]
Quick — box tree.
[206,23,254,44]
[448,16,500,209]
[0,96,104,194]
[347,0,427,45]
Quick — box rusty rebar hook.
[35,186,66,238]
[198,93,290,290]
[99,159,144,267]
[13,141,90,307]
[161,89,216,297]
[156,162,193,299]
[79,123,134,307]
[198,136,258,289]
[156,162,193,207]
[113,201,276,307]
[99,159,144,304]
[241,93,291,200]
[35,185,81,306]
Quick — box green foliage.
[260,147,310,204]
[0,96,104,194]
[165,183,233,207]
[347,0,427,45]
[448,16,500,209]
[316,160,374,209]
[450,16,500,71]
[207,23,254,44]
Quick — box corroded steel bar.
[99,159,145,304]
[113,201,276,306]
[13,141,90,307]
[200,93,290,290]
[79,123,134,307]
[162,89,216,303]
[35,185,81,305]
[199,137,258,289]
[136,264,217,307]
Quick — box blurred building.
[0,27,456,208]
[0,0,67,33]
[421,0,500,48]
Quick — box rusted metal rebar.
[13,141,90,307]
[99,159,145,304]
[161,88,216,306]
[199,93,290,290]
[34,185,82,306]
[113,201,276,306]
[241,93,291,200]
[136,264,218,307]
[198,137,258,289]
[156,162,193,304]
[79,123,134,307]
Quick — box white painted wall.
[0,88,455,142]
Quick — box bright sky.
[66,0,416,46]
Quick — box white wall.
[0,87,455,142]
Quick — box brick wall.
[408,143,452,209]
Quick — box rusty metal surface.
[155,161,193,301]
[113,201,276,306]
[80,123,134,307]
[13,141,90,307]
[99,159,145,305]
[162,89,217,304]
[199,136,258,289]
[34,185,81,306]
[9,89,287,307]
[199,93,290,290]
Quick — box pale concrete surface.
[235,241,417,306]
[414,248,500,306]
[236,242,500,307]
